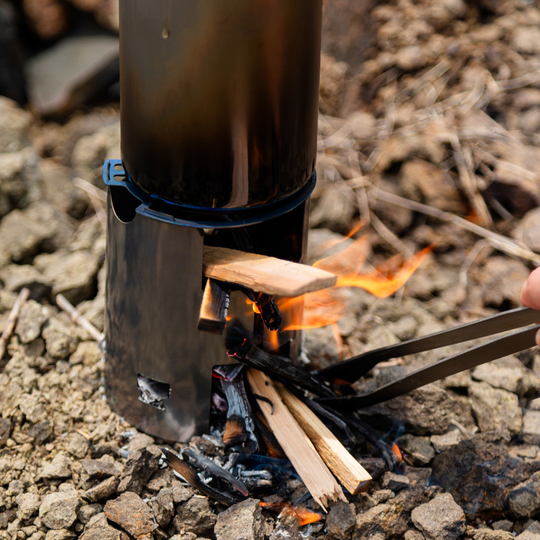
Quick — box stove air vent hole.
[110,185,139,223]
[137,374,171,411]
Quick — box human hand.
[521,266,540,347]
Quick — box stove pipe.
[104,0,323,442]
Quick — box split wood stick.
[246,368,346,510]
[203,246,337,297]
[56,294,104,343]
[275,382,372,495]
[197,279,230,335]
[0,288,30,359]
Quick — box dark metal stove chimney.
[104,0,323,442]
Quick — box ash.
[3,0,540,539]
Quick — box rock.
[0,97,31,153]
[512,26,540,55]
[170,482,194,504]
[470,529,514,540]
[523,410,540,445]
[42,316,78,359]
[126,433,155,453]
[326,501,356,539]
[309,186,356,235]
[81,458,123,479]
[117,445,161,495]
[72,122,120,177]
[472,355,539,396]
[352,503,407,539]
[431,431,540,518]
[0,417,11,447]
[508,472,540,518]
[517,208,540,254]
[67,432,90,459]
[404,531,425,540]
[77,504,102,525]
[28,419,53,445]
[15,300,50,344]
[411,493,466,540]
[80,513,129,540]
[469,382,522,435]
[173,495,217,536]
[359,383,476,436]
[45,530,76,540]
[85,476,119,503]
[492,520,513,532]
[41,453,72,479]
[381,472,411,493]
[104,492,158,538]
[16,492,40,520]
[26,35,119,118]
[0,264,49,296]
[150,490,174,528]
[430,429,463,453]
[475,257,530,309]
[39,492,81,530]
[35,250,101,305]
[214,498,264,540]
[397,435,435,466]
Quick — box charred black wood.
[238,287,282,331]
[198,279,231,335]
[162,448,245,506]
[215,365,259,453]
[227,338,335,398]
[182,447,249,496]
[252,393,275,414]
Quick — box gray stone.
[523,410,540,445]
[44,530,76,540]
[509,472,540,518]
[81,458,123,479]
[77,504,102,525]
[411,493,466,540]
[85,476,120,503]
[381,472,411,493]
[214,498,264,540]
[404,531,424,540]
[67,432,89,459]
[173,495,217,536]
[16,492,40,520]
[469,382,522,435]
[39,492,81,530]
[126,433,155,453]
[41,453,72,479]
[35,250,101,305]
[80,513,129,540]
[0,97,31,153]
[104,492,158,538]
[150,490,174,528]
[471,530,514,540]
[72,122,120,175]
[492,520,513,532]
[326,501,356,539]
[397,434,435,465]
[430,429,463,453]
[15,300,50,344]
[117,445,161,495]
[42,317,78,360]
[0,264,48,295]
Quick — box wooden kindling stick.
[0,288,30,359]
[275,382,372,495]
[56,294,104,343]
[246,368,346,511]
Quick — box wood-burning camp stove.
[104,0,324,442]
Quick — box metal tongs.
[316,306,540,410]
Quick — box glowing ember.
[259,502,323,526]
[391,442,403,463]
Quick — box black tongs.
[316,306,540,410]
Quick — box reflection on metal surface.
[137,374,171,411]
[105,187,234,441]
[119,0,323,209]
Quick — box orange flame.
[259,502,323,526]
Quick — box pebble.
[42,317,79,360]
[67,432,90,459]
[80,513,129,540]
[380,472,411,493]
[41,453,72,480]
[430,429,463,453]
[117,446,161,495]
[104,492,158,538]
[15,300,50,344]
[411,493,466,540]
[325,501,356,539]
[508,472,540,518]
[523,410,540,445]
[173,495,217,536]
[39,492,81,530]
[214,498,265,540]
[397,434,435,466]
[77,504,102,525]
[0,97,31,153]
[85,476,120,503]
[81,458,123,479]
[16,492,40,520]
[150,489,174,528]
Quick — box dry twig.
[0,288,30,359]
[56,294,104,343]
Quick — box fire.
[391,443,403,464]
[259,502,323,526]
